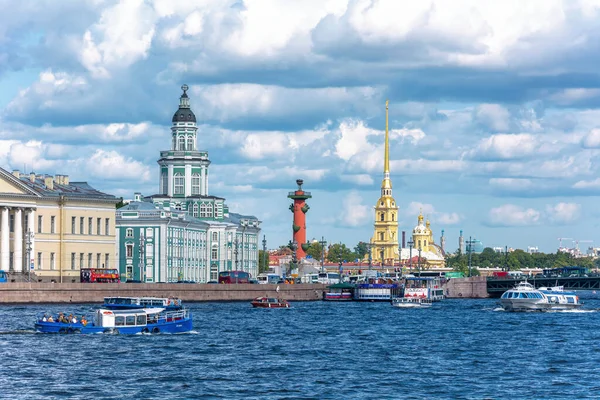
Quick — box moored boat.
[392,297,433,308]
[391,276,444,308]
[500,281,582,312]
[34,307,193,334]
[251,297,290,308]
[323,283,355,301]
[103,296,183,310]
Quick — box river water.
[0,298,599,399]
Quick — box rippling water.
[1,298,600,399]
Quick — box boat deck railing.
[152,309,189,324]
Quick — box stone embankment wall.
[0,283,327,303]
[443,277,488,298]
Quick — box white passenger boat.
[391,297,433,308]
[499,281,582,312]
[391,276,444,309]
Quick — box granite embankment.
[0,277,487,303]
[0,282,327,303]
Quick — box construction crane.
[574,239,593,250]
[557,237,573,248]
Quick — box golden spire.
[384,100,389,174]
[381,100,392,193]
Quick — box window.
[161,171,168,194]
[193,203,198,217]
[200,204,207,217]
[37,216,42,233]
[187,136,194,151]
[97,218,101,235]
[192,173,201,195]
[178,136,185,151]
[206,204,213,218]
[424,241,427,247]
[174,173,184,195]
[96,253,101,268]
[37,252,42,270]
[126,244,133,258]
[80,217,84,234]
[50,253,55,270]
[105,253,109,268]
[9,215,13,232]
[379,232,384,241]
[210,264,218,281]
[380,213,384,222]
[392,214,395,221]
[80,253,84,269]
[71,217,76,234]
[212,232,218,241]
[50,216,55,233]
[105,218,110,236]
[88,217,93,235]
[126,228,133,238]
[71,253,75,270]
[146,228,153,237]
[211,247,218,260]
[9,252,13,270]
[418,240,421,249]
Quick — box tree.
[327,243,355,263]
[258,250,269,273]
[354,241,369,259]
[116,197,125,209]
[305,241,324,261]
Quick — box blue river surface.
[1,297,600,400]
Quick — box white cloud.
[337,191,371,227]
[573,178,600,189]
[488,204,541,227]
[581,128,600,148]
[405,201,461,226]
[474,104,511,132]
[85,150,151,181]
[340,174,373,185]
[465,133,544,160]
[489,178,533,190]
[546,202,581,224]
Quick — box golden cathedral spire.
[381,100,392,194]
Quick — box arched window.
[206,204,213,218]
[187,136,194,151]
[379,232,384,241]
[212,232,218,241]
[200,204,207,218]
[175,203,182,211]
[126,228,133,238]
[193,203,198,217]
[424,240,427,247]
[174,173,184,195]
[418,240,421,248]
[391,214,395,221]
[380,213,384,222]
[191,173,201,195]
[178,136,185,151]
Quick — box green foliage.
[292,224,300,232]
[116,197,125,209]
[327,243,355,263]
[445,247,594,273]
[306,241,324,261]
[354,241,370,259]
[258,250,269,273]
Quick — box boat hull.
[34,317,193,334]
[391,298,433,308]
[500,299,582,312]
[251,302,290,308]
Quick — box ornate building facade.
[399,212,445,269]
[116,85,261,283]
[0,168,118,282]
[371,100,399,264]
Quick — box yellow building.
[400,212,446,269]
[0,168,118,282]
[371,100,399,265]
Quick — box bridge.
[487,276,600,297]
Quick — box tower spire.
[384,99,389,174]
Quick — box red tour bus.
[80,268,120,283]
[218,270,250,284]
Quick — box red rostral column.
[288,179,312,259]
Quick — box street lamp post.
[319,236,327,273]
[380,248,384,270]
[262,235,267,273]
[367,242,373,272]
[407,241,414,273]
[467,236,474,277]
[504,245,508,272]
[418,246,422,277]
[234,239,239,270]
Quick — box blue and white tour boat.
[35,307,192,334]
[391,276,445,308]
[103,296,183,310]
[500,281,582,312]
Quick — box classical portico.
[0,206,36,273]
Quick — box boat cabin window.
[137,315,147,325]
[115,316,125,326]
[126,316,136,325]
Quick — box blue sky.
[2,0,600,253]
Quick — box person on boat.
[71,316,78,324]
[81,316,87,326]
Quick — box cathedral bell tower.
[371,100,399,266]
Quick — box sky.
[2,0,600,254]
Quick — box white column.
[200,166,206,196]
[13,208,23,272]
[167,164,174,197]
[185,164,192,197]
[0,207,9,272]
[27,209,35,271]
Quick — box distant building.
[0,168,118,282]
[116,85,260,283]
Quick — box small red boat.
[251,297,290,308]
